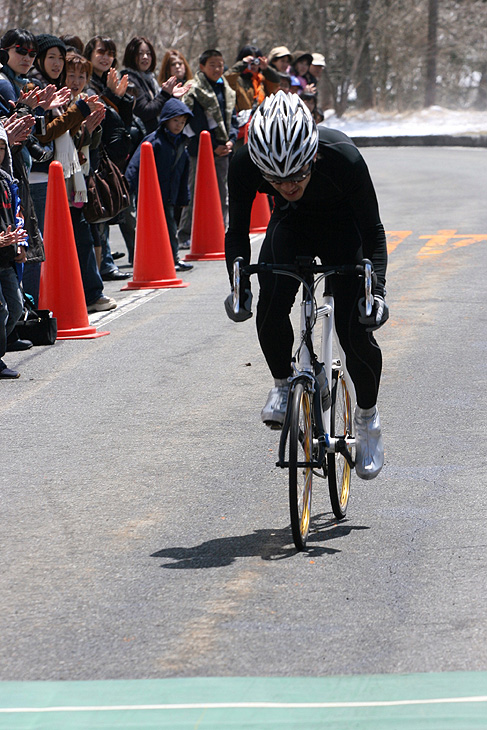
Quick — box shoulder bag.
[84,145,130,224]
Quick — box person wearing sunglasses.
[224,91,389,480]
[0,28,38,114]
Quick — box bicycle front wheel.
[327,367,353,519]
[288,382,314,550]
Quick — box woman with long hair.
[157,49,193,87]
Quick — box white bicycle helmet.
[248,90,318,178]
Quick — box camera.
[251,57,260,65]
[34,116,46,136]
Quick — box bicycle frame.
[233,256,373,465]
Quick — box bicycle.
[233,256,375,551]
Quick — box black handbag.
[16,298,57,346]
[84,145,130,224]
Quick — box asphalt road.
[1,147,486,683]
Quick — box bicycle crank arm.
[326,437,356,469]
[276,458,325,469]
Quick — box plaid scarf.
[184,70,236,143]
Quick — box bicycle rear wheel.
[327,366,353,519]
[288,382,314,550]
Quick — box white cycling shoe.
[354,405,384,480]
[261,381,290,429]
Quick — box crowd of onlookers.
[0,28,326,379]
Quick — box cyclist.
[224,91,389,480]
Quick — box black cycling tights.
[255,214,382,410]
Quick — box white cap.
[311,53,326,67]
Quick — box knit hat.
[35,34,66,58]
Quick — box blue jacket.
[125,98,192,207]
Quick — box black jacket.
[121,69,170,135]
[87,73,134,170]
[225,127,387,294]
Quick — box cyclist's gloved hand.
[358,295,389,331]
[224,289,253,322]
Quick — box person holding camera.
[224,45,280,148]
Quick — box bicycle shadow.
[151,515,369,569]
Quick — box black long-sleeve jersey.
[225,126,387,295]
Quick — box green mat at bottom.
[0,672,486,730]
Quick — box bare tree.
[1,0,487,112]
[424,0,438,106]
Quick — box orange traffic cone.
[185,131,225,261]
[250,192,271,233]
[38,161,109,339]
[121,142,188,290]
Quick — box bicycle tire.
[288,382,314,550]
[327,366,353,519]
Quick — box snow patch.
[320,106,487,137]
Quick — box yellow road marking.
[386,231,412,253]
[418,229,487,257]
[386,230,487,257]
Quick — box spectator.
[224,44,280,145]
[0,29,46,305]
[310,52,326,82]
[122,36,176,136]
[290,51,317,94]
[157,48,194,230]
[125,98,194,272]
[157,48,193,88]
[309,52,326,116]
[0,29,38,113]
[0,123,29,378]
[278,73,292,93]
[28,35,94,236]
[289,75,302,94]
[62,51,116,313]
[83,35,132,281]
[120,39,193,264]
[268,46,292,74]
[59,35,84,54]
[177,49,237,250]
[301,91,324,123]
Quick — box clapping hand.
[107,68,129,97]
[19,85,70,110]
[85,103,106,133]
[0,225,28,250]
[161,76,192,97]
[45,86,71,109]
[172,80,192,98]
[2,113,34,145]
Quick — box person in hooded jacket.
[125,97,194,272]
